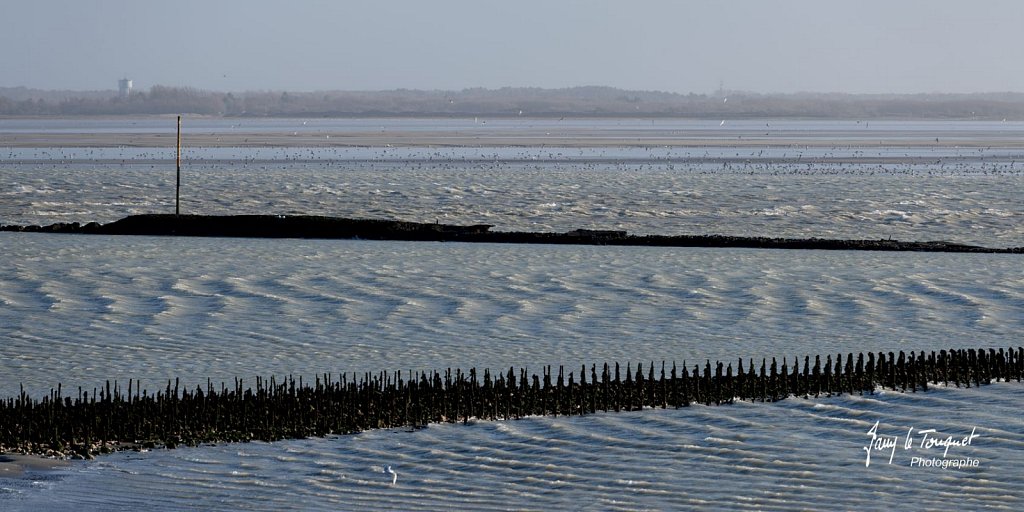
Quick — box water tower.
[118,78,133,98]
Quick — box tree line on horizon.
[2,85,1024,119]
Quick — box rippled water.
[1,119,1023,510]
[3,119,1024,247]
[3,147,1024,247]
[1,235,1023,399]
[5,383,1022,511]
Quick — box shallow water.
[1,234,1022,398]
[1,233,1022,510]
[3,384,1021,511]
[4,157,1024,247]
[4,119,1024,247]
[1,119,1023,509]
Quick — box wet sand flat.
[0,454,70,477]
[4,128,1024,148]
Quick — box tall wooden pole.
[176,115,181,215]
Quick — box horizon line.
[3,84,1024,97]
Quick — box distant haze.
[3,0,1023,94]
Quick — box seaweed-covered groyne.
[1,214,1022,253]
[1,347,1020,459]
[0,214,494,241]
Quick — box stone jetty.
[1,214,1022,253]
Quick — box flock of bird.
[5,144,1023,179]
[5,145,1020,208]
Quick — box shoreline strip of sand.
[4,130,1024,148]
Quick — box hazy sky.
[3,0,1023,94]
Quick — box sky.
[2,0,1023,95]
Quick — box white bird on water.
[384,465,397,485]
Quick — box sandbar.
[3,128,1024,149]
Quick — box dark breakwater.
[1,347,1020,459]
[2,214,1022,252]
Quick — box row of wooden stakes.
[1,346,1021,458]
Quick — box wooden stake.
[176,115,181,215]
[3,346,1021,458]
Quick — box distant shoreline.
[4,127,1024,149]
[5,86,1024,119]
